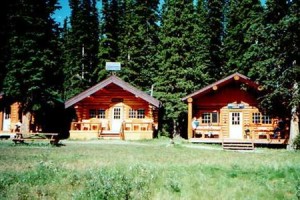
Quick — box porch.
[69,119,155,140]
[189,137,289,145]
[190,125,289,145]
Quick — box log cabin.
[0,93,21,134]
[182,73,289,145]
[0,92,68,140]
[65,75,161,140]
[0,93,46,135]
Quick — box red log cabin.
[0,93,21,134]
[65,75,161,140]
[182,73,289,145]
[0,93,39,134]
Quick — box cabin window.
[137,109,145,119]
[113,108,121,119]
[231,112,240,125]
[252,112,272,124]
[89,109,97,118]
[252,113,261,124]
[98,109,106,119]
[262,114,272,124]
[129,109,137,118]
[128,109,145,119]
[89,109,106,118]
[201,112,218,124]
[212,112,218,123]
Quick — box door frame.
[111,105,124,132]
[229,112,243,139]
[2,107,11,131]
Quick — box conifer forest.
[0,0,299,135]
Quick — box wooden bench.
[252,127,274,140]
[194,126,221,138]
[12,133,60,145]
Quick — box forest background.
[0,0,299,136]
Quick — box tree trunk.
[288,111,299,150]
[21,112,31,133]
[288,82,299,150]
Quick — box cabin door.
[229,112,243,139]
[111,106,123,132]
[2,107,11,131]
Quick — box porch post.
[187,98,193,139]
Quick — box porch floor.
[189,138,289,145]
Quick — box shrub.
[292,133,300,150]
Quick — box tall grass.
[0,139,300,199]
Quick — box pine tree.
[98,0,122,79]
[206,0,225,80]
[0,0,10,91]
[3,0,63,130]
[155,0,207,136]
[194,0,211,84]
[116,0,160,90]
[4,0,62,106]
[248,0,299,117]
[223,0,263,75]
[63,0,99,99]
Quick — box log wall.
[192,83,276,139]
[71,83,158,129]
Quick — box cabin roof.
[182,72,260,101]
[65,75,161,108]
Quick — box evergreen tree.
[155,0,207,136]
[116,0,160,89]
[223,0,263,75]
[3,0,63,129]
[63,0,99,99]
[98,0,122,79]
[206,0,225,80]
[248,0,299,117]
[4,0,62,107]
[194,0,211,84]
[0,0,10,91]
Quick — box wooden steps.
[222,140,254,151]
[98,131,121,139]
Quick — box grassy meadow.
[0,138,300,200]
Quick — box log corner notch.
[187,98,193,139]
[234,75,240,80]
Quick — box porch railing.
[70,119,154,132]
[122,121,153,132]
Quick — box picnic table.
[12,132,60,145]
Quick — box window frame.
[97,109,106,119]
[89,109,97,118]
[252,112,272,124]
[89,108,106,119]
[128,108,145,119]
[201,112,219,124]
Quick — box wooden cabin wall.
[72,84,155,122]
[10,102,20,124]
[191,83,277,138]
[219,105,258,138]
[152,106,159,124]
[193,83,259,119]
[195,85,258,110]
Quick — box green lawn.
[0,138,300,200]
